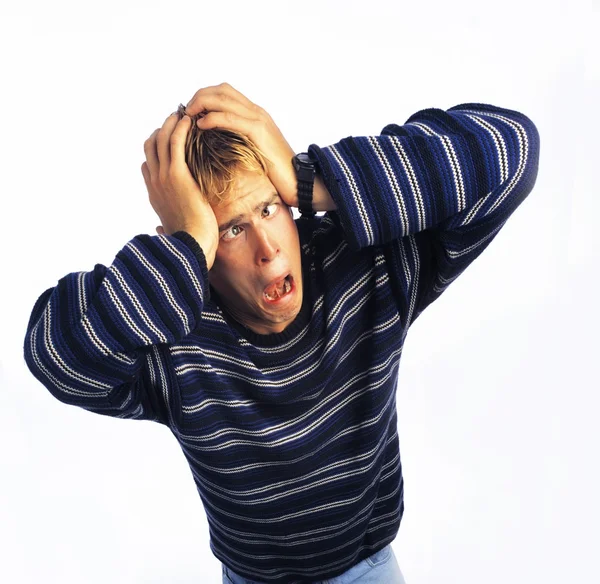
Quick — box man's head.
[180,107,303,336]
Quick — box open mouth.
[263,275,294,303]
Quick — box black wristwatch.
[292,152,317,218]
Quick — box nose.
[253,225,280,265]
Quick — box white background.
[1,0,598,582]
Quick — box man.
[23,83,540,583]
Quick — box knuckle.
[144,129,159,144]
[167,166,181,182]
[159,167,170,182]
[255,108,268,122]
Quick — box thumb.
[156,225,165,235]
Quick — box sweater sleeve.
[307,103,540,324]
[23,231,209,426]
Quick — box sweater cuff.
[307,142,363,251]
[171,231,211,302]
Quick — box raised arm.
[23,111,218,424]
[306,102,540,325]
[307,102,540,250]
[23,232,210,424]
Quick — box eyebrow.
[218,193,280,233]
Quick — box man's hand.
[185,83,300,208]
[142,113,219,269]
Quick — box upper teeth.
[265,277,290,300]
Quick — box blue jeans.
[222,544,407,584]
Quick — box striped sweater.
[23,102,540,583]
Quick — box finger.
[169,115,193,179]
[141,161,157,199]
[185,82,256,117]
[195,110,255,135]
[187,90,250,118]
[156,225,165,235]
[156,113,181,178]
[143,129,160,179]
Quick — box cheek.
[210,256,251,295]
[209,256,234,290]
[279,212,299,239]
[282,218,301,252]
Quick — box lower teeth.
[265,278,290,301]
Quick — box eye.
[221,224,243,241]
[262,203,278,218]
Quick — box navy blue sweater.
[24,103,540,583]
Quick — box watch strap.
[298,177,315,217]
[294,153,317,218]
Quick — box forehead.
[213,170,277,221]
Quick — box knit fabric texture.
[24,102,540,583]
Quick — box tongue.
[265,278,286,298]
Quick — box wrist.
[183,229,217,270]
[171,230,216,278]
[292,152,337,214]
[312,175,337,212]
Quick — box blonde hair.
[176,103,270,207]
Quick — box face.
[208,168,303,335]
